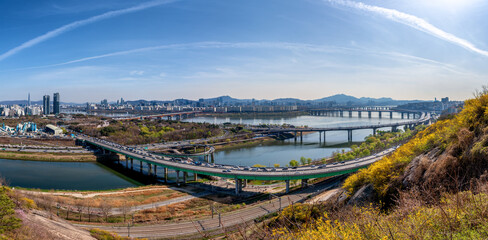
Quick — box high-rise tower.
[53,93,60,115]
[43,95,50,115]
[28,93,30,106]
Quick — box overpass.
[77,135,398,195]
[115,111,201,121]
[252,113,432,142]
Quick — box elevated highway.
[78,135,399,195]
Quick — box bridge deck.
[80,136,395,181]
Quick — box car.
[282,167,288,171]
[340,161,345,164]
[291,166,297,169]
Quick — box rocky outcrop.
[347,184,375,207]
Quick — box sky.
[1,0,487,103]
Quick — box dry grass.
[0,151,97,162]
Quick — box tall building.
[27,93,30,106]
[43,95,50,115]
[53,92,60,115]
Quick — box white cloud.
[326,0,488,57]
[0,0,177,61]
[130,70,144,76]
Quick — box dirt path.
[19,186,176,199]
[18,209,95,240]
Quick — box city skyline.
[1,0,488,102]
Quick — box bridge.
[252,113,432,142]
[77,135,397,195]
[310,107,423,119]
[115,111,201,121]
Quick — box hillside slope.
[270,91,488,239]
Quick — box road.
[77,177,344,239]
[79,135,397,181]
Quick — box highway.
[78,135,398,181]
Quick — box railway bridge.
[252,113,432,142]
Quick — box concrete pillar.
[140,161,143,173]
[211,153,215,163]
[130,158,133,170]
[340,111,343,117]
[407,113,411,119]
[154,165,157,178]
[348,130,353,142]
[373,128,377,136]
[401,113,405,119]
[358,111,362,118]
[379,111,382,119]
[235,178,240,195]
[301,179,308,188]
[164,168,168,182]
[294,131,297,142]
[194,173,198,181]
[285,180,290,194]
[148,164,152,176]
[176,170,180,186]
[323,131,326,142]
[368,111,372,118]
[183,172,188,184]
[300,131,303,143]
[390,112,393,119]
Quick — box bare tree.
[76,200,86,222]
[99,201,112,223]
[66,205,71,220]
[86,199,94,222]
[120,200,132,223]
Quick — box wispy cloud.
[326,0,488,57]
[2,41,467,76]
[0,0,177,61]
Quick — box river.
[0,115,410,190]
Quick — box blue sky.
[1,0,487,102]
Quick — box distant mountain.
[1,94,427,107]
[315,94,360,103]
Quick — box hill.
[267,88,488,239]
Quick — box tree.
[76,200,86,222]
[253,164,266,168]
[86,199,94,222]
[289,160,299,167]
[0,187,21,234]
[274,164,280,168]
[99,201,112,223]
[120,200,132,223]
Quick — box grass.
[0,150,96,162]
[272,186,488,240]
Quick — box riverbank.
[212,136,275,151]
[0,151,97,162]
[199,111,308,118]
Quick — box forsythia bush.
[274,191,488,240]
